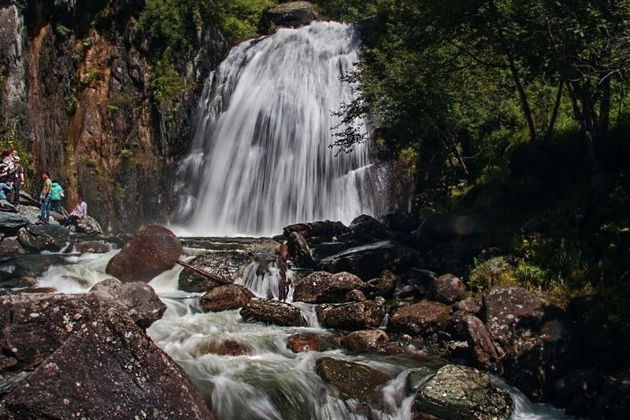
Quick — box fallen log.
[176,259,231,285]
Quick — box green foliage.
[0,120,35,189]
[148,56,187,106]
[54,24,73,39]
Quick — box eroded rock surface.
[316,357,389,401]
[199,284,254,312]
[240,298,306,327]
[293,271,364,303]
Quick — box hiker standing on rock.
[278,243,291,302]
[38,171,52,224]
[49,180,65,212]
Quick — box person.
[277,243,291,302]
[49,181,64,212]
[38,171,52,224]
[64,196,87,227]
[11,156,24,205]
[0,181,12,202]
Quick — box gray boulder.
[0,211,28,232]
[74,215,103,234]
[414,364,513,420]
[18,224,70,251]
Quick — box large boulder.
[1,309,214,420]
[318,240,419,280]
[199,284,254,312]
[178,251,249,292]
[15,205,44,225]
[293,271,364,303]
[388,301,451,337]
[106,225,183,283]
[414,365,513,420]
[338,329,389,352]
[17,224,70,252]
[89,279,166,329]
[448,311,499,369]
[316,357,389,401]
[260,1,318,32]
[0,211,29,233]
[287,231,315,268]
[317,300,385,330]
[363,270,397,298]
[345,214,392,241]
[240,298,306,327]
[0,237,27,257]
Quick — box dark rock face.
[293,271,364,303]
[199,284,254,312]
[240,298,306,327]
[17,224,70,252]
[338,329,389,352]
[89,279,166,329]
[0,237,27,257]
[178,251,249,292]
[448,311,499,369]
[261,1,318,33]
[381,211,420,233]
[1,309,214,420]
[346,214,392,241]
[287,231,315,268]
[287,334,321,352]
[344,289,367,302]
[388,301,451,337]
[318,240,419,280]
[432,273,468,304]
[317,300,385,330]
[414,364,513,420]
[0,211,29,233]
[106,225,183,283]
[453,294,483,314]
[316,357,389,401]
[74,240,111,254]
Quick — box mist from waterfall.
[175,22,386,237]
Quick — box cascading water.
[175,22,386,236]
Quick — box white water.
[29,248,572,420]
[174,22,386,237]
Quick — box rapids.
[33,244,573,420]
[174,22,386,237]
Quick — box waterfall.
[175,22,385,237]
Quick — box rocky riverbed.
[0,209,627,419]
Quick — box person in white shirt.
[64,196,87,226]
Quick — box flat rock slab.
[415,364,513,420]
[316,357,389,401]
[1,310,213,420]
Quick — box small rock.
[338,329,389,352]
[431,273,468,304]
[193,339,253,357]
[199,284,254,312]
[74,241,110,254]
[287,334,321,352]
[345,289,367,302]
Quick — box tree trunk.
[543,80,563,145]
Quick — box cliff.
[0,0,228,231]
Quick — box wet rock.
[317,300,385,330]
[287,231,315,268]
[414,364,513,420]
[431,274,467,304]
[89,279,166,329]
[0,200,17,213]
[74,215,103,234]
[0,211,29,233]
[261,1,318,32]
[199,284,254,312]
[240,298,306,327]
[318,240,419,280]
[106,225,184,283]
[17,224,70,252]
[453,294,483,314]
[17,276,37,287]
[74,240,111,254]
[178,252,249,292]
[283,220,348,242]
[398,268,437,299]
[381,211,420,233]
[406,368,436,394]
[293,271,364,303]
[15,205,47,225]
[448,311,499,369]
[345,289,367,302]
[315,357,389,401]
[0,237,27,257]
[1,309,214,420]
[388,301,451,337]
[338,329,389,352]
[345,214,392,241]
[12,254,69,278]
[287,334,321,352]
[193,338,253,357]
[364,270,397,298]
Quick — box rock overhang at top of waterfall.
[260,1,318,34]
